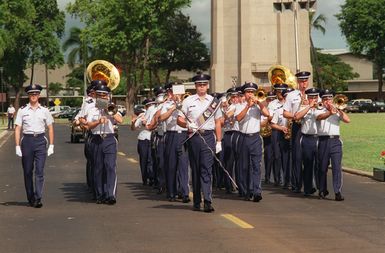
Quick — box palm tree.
[62,27,92,69]
[309,12,327,88]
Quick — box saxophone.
[284,119,293,140]
[260,123,272,138]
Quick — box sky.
[59,0,347,50]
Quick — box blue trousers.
[271,129,282,184]
[318,136,343,194]
[21,134,47,202]
[84,132,94,190]
[301,135,318,194]
[263,135,273,182]
[278,131,291,187]
[153,134,165,188]
[188,131,215,205]
[91,134,118,200]
[291,122,302,191]
[137,139,153,185]
[223,131,236,191]
[164,131,189,198]
[238,133,263,197]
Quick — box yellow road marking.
[127,158,138,163]
[118,152,126,156]
[221,214,254,229]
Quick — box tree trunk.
[45,64,49,106]
[377,63,384,101]
[153,68,161,84]
[30,61,35,85]
[165,69,172,84]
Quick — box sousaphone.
[268,65,297,89]
[86,60,120,91]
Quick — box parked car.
[58,108,79,119]
[345,99,372,113]
[69,109,85,143]
[359,101,385,113]
[49,106,71,118]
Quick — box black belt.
[319,135,339,139]
[242,132,259,137]
[23,133,45,137]
[302,134,318,138]
[224,131,237,134]
[167,130,187,134]
[90,133,115,137]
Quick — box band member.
[84,81,123,205]
[271,85,291,189]
[7,104,15,130]
[147,86,167,193]
[132,98,156,186]
[235,82,270,202]
[261,91,276,184]
[294,88,320,196]
[221,87,240,193]
[177,73,222,213]
[74,82,97,194]
[283,71,311,193]
[316,89,350,201]
[159,82,190,202]
[14,84,54,208]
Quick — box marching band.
[14,61,350,210]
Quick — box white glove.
[47,145,54,156]
[187,121,198,131]
[215,141,222,154]
[16,146,22,157]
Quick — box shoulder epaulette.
[20,105,27,109]
[86,99,94,104]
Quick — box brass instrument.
[333,94,348,110]
[260,124,272,138]
[182,92,191,100]
[86,60,120,90]
[284,119,293,140]
[315,101,324,110]
[253,88,267,103]
[106,103,118,116]
[268,65,298,89]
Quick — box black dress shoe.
[193,204,201,211]
[168,196,176,202]
[335,192,345,201]
[244,193,253,201]
[106,197,117,205]
[318,192,326,199]
[157,187,165,194]
[96,198,104,204]
[203,201,215,213]
[253,194,262,202]
[34,200,43,208]
[182,196,191,203]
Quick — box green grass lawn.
[341,113,385,172]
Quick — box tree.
[337,0,385,100]
[49,82,62,96]
[67,0,191,111]
[309,12,327,88]
[0,0,36,110]
[62,27,93,69]
[314,51,359,92]
[149,11,210,84]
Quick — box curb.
[342,167,373,179]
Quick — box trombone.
[250,88,267,104]
[333,94,348,110]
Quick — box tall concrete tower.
[211,0,315,91]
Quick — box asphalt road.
[1,124,385,253]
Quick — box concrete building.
[211,0,315,92]
[321,49,383,100]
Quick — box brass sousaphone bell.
[268,65,298,89]
[87,60,121,115]
[86,60,120,91]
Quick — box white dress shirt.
[15,103,54,134]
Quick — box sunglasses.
[28,92,40,96]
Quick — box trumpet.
[106,103,118,116]
[333,94,348,110]
[314,101,324,110]
[249,88,267,104]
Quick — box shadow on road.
[59,182,95,203]
[125,182,192,211]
